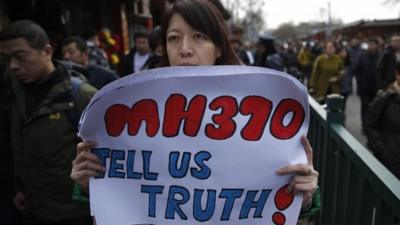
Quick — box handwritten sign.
[78,66,309,225]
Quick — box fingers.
[276,136,318,208]
[73,159,105,174]
[71,170,101,181]
[73,151,103,166]
[301,135,313,166]
[277,163,313,175]
[71,144,104,191]
[71,151,104,182]
[77,141,97,154]
[291,174,318,183]
[288,183,316,195]
[286,175,318,194]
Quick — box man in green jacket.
[0,20,97,225]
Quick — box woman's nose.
[179,36,193,57]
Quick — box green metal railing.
[308,95,400,225]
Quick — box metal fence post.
[320,94,345,225]
[326,94,345,125]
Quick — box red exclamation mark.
[272,184,294,225]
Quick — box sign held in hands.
[78,66,309,225]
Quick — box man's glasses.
[0,50,35,65]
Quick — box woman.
[71,0,319,219]
[337,45,352,108]
[309,41,344,103]
[160,0,240,66]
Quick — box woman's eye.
[193,33,208,40]
[167,35,179,42]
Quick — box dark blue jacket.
[86,65,119,89]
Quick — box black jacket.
[354,51,379,94]
[377,47,397,89]
[0,65,13,186]
[8,61,96,220]
[365,83,400,179]
[86,64,119,89]
[122,48,152,76]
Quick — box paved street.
[343,79,367,147]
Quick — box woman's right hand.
[71,141,105,192]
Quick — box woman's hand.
[276,135,319,209]
[71,141,105,192]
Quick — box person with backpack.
[61,36,119,90]
[0,20,96,225]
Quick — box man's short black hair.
[62,36,87,52]
[134,30,149,40]
[368,38,379,46]
[0,19,50,50]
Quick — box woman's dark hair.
[336,45,351,66]
[161,0,240,66]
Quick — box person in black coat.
[61,36,119,89]
[365,61,400,179]
[254,34,284,71]
[377,34,400,90]
[122,30,151,76]
[0,62,19,225]
[354,38,380,129]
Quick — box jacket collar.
[9,60,75,122]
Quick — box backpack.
[59,60,91,132]
[67,76,84,131]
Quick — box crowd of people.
[250,34,400,181]
[0,0,399,224]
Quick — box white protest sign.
[78,66,309,225]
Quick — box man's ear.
[83,49,89,60]
[43,44,53,60]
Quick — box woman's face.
[325,43,335,55]
[166,13,221,66]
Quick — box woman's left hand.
[276,135,319,209]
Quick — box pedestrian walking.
[62,36,119,89]
[0,20,96,225]
[365,61,400,179]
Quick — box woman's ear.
[216,47,222,58]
